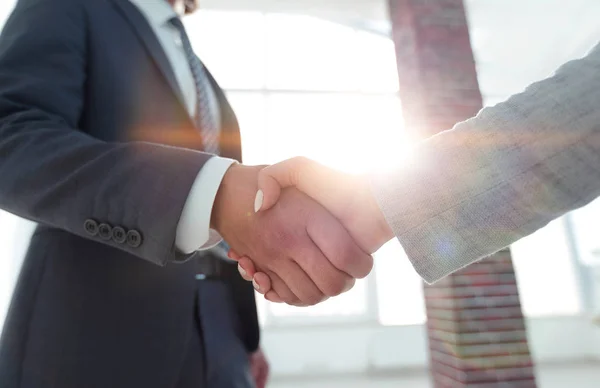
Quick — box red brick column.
[387,1,537,386]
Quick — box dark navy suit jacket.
[0,0,259,386]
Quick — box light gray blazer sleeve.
[371,41,600,284]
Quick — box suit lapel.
[109,0,189,116]
[107,0,241,158]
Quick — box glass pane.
[570,198,600,266]
[355,31,399,93]
[265,14,359,91]
[0,212,34,333]
[185,11,266,89]
[375,241,426,326]
[468,0,600,106]
[0,0,15,23]
[255,292,268,327]
[0,211,19,328]
[511,218,582,316]
[225,92,267,165]
[265,93,408,173]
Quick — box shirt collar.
[128,0,179,27]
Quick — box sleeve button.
[126,230,143,248]
[84,219,99,236]
[98,223,113,240]
[112,226,127,244]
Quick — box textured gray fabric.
[371,41,600,284]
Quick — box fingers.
[252,234,350,305]
[252,271,271,294]
[292,242,355,299]
[256,157,323,212]
[264,269,304,306]
[271,258,328,306]
[238,252,346,300]
[264,290,283,303]
[250,271,288,305]
[307,207,374,279]
[237,257,255,281]
[236,258,276,298]
[238,256,288,305]
[238,252,352,305]
[235,257,300,305]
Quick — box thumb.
[255,157,319,212]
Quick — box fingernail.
[252,278,260,291]
[254,190,264,212]
[238,264,247,278]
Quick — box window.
[185,10,587,325]
[185,11,410,325]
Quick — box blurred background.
[1,0,600,386]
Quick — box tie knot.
[169,16,184,31]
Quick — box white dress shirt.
[129,0,235,253]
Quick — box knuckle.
[289,167,303,187]
[291,156,309,166]
[290,156,311,184]
[324,277,348,297]
[335,244,374,279]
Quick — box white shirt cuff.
[175,156,237,254]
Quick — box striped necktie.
[170,17,220,154]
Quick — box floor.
[270,361,600,388]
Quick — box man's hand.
[211,164,373,306]
[249,348,269,388]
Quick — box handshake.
[211,157,394,306]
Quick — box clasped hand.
[211,163,374,306]
[225,158,394,304]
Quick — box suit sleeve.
[371,41,600,284]
[0,0,211,266]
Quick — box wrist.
[210,164,237,233]
[210,164,263,235]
